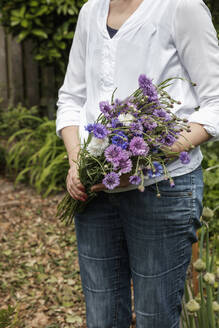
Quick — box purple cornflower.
[163,134,176,146]
[104,145,122,163]
[138,74,159,102]
[112,131,129,150]
[130,122,143,135]
[143,119,158,131]
[129,137,149,156]
[147,161,163,178]
[92,123,109,139]
[179,151,190,164]
[114,157,132,174]
[99,101,112,118]
[102,172,120,190]
[114,98,123,106]
[129,175,141,185]
[153,108,168,118]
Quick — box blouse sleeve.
[172,0,219,142]
[56,6,87,138]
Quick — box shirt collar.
[97,0,150,40]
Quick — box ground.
[0,176,136,328]
[0,175,86,328]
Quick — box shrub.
[6,119,68,196]
[0,104,68,196]
[0,104,40,138]
[0,0,86,74]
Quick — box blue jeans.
[74,164,204,328]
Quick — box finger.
[68,183,87,201]
[71,188,87,202]
[91,184,106,192]
[71,177,86,192]
[68,177,87,197]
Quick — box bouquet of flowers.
[57,74,194,225]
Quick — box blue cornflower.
[147,161,163,178]
[92,123,109,139]
[111,131,129,150]
[85,124,94,133]
[129,175,141,185]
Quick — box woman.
[56,0,219,327]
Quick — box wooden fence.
[0,26,58,119]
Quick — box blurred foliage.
[0,105,68,196]
[181,221,219,328]
[201,141,219,236]
[205,0,219,34]
[0,104,40,137]
[0,0,86,75]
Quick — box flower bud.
[202,207,214,220]
[169,178,175,188]
[185,299,200,313]
[195,293,201,303]
[203,272,215,285]
[216,267,219,279]
[138,185,145,192]
[213,301,219,312]
[193,259,206,272]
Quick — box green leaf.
[11,9,21,18]
[21,19,29,28]
[30,0,39,6]
[34,54,45,60]
[20,5,26,18]
[10,19,20,27]
[18,30,29,42]
[32,29,48,39]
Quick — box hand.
[66,164,88,201]
[90,173,131,192]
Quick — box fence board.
[24,40,40,107]
[41,66,56,119]
[7,34,24,106]
[0,26,56,115]
[0,27,8,108]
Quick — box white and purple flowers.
[83,74,192,191]
[57,74,194,225]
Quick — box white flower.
[213,301,219,312]
[87,136,109,157]
[185,299,200,313]
[202,207,214,220]
[118,113,135,126]
[203,272,215,286]
[193,259,206,272]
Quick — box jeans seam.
[130,258,190,279]
[112,231,122,328]
[191,173,196,221]
[83,284,120,293]
[78,253,121,261]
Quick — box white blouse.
[56,0,219,191]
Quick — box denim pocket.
[147,177,193,199]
